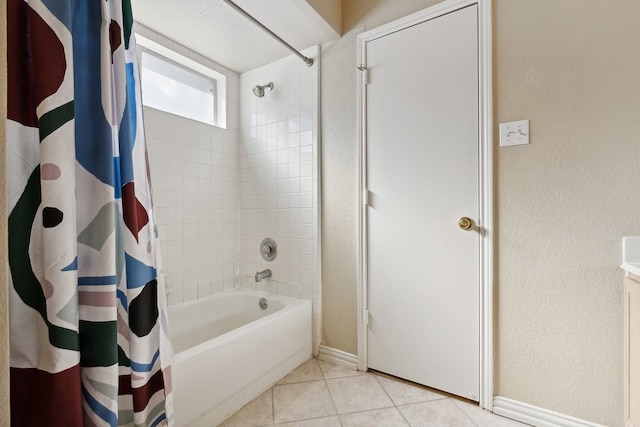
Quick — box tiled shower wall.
[238,46,321,344]
[145,71,240,306]
[144,43,321,349]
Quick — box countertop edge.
[621,263,640,277]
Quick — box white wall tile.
[183,287,197,302]
[148,45,320,328]
[236,47,319,309]
[145,102,240,308]
[167,290,183,306]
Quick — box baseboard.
[492,397,606,427]
[317,345,358,370]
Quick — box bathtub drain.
[259,298,268,310]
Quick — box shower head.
[253,82,274,98]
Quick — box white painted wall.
[320,0,640,425]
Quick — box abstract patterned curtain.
[7,0,173,425]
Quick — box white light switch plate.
[500,120,529,146]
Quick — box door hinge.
[363,189,369,206]
[364,309,369,326]
[358,65,368,85]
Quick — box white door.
[366,5,480,400]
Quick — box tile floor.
[218,358,529,427]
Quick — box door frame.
[356,0,493,410]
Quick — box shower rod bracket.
[221,0,314,67]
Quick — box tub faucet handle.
[260,238,277,261]
[262,243,274,257]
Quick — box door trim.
[356,0,493,410]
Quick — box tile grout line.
[273,358,346,426]
[319,360,344,427]
[371,374,412,426]
[444,397,481,427]
[325,369,409,425]
[229,358,511,427]
[270,385,275,426]
[450,398,487,427]
[374,371,484,426]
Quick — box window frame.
[136,34,227,129]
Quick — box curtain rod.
[221,0,314,67]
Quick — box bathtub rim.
[168,288,311,364]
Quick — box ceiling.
[131,0,340,73]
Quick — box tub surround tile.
[325,375,394,414]
[218,389,273,427]
[238,49,321,359]
[146,106,240,310]
[317,360,363,379]
[277,358,323,385]
[374,374,446,406]
[273,380,337,423]
[274,416,342,427]
[398,399,477,427]
[339,407,410,427]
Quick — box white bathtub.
[169,288,312,427]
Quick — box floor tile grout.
[371,374,411,426]
[319,358,345,426]
[219,357,528,427]
[270,387,275,426]
[371,369,486,426]
[321,375,341,425]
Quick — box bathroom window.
[136,34,227,128]
[141,51,216,125]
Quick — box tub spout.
[255,269,272,282]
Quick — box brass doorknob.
[458,217,474,230]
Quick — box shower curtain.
[7,0,173,426]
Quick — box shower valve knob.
[260,238,277,261]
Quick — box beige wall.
[304,0,343,35]
[494,1,640,425]
[321,0,442,356]
[321,0,640,425]
[1,2,9,424]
